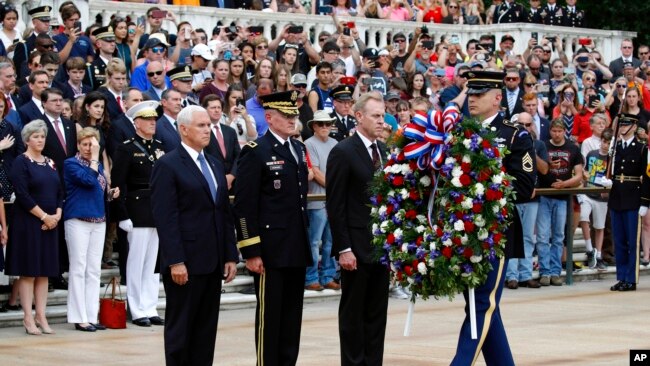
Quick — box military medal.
[273,180,281,189]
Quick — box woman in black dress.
[6,120,63,335]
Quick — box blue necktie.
[218,0,224,7]
[198,153,217,201]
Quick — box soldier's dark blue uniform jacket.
[329,113,357,142]
[493,2,524,23]
[84,58,107,91]
[541,4,564,26]
[562,6,586,28]
[609,137,650,211]
[491,113,537,259]
[111,136,165,227]
[233,132,312,268]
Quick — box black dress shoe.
[4,303,20,311]
[75,323,97,332]
[132,317,152,327]
[91,323,106,330]
[619,282,637,291]
[610,281,625,291]
[52,277,68,290]
[148,316,164,326]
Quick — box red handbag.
[99,277,127,329]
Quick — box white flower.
[429,243,436,251]
[476,136,483,144]
[387,190,396,197]
[474,183,485,196]
[400,188,409,200]
[395,209,405,220]
[419,175,431,187]
[499,198,507,207]
[451,177,462,187]
[461,235,468,244]
[452,166,463,178]
[491,174,503,185]
[461,197,473,209]
[492,205,500,213]
[491,127,497,131]
[407,277,415,284]
[470,255,483,263]
[462,138,472,149]
[443,238,452,247]
[372,223,378,233]
[461,272,471,278]
[401,243,408,253]
[380,221,389,233]
[440,196,448,206]
[462,155,471,163]
[416,225,426,233]
[445,156,457,165]
[475,215,485,227]
[400,164,412,175]
[390,263,397,272]
[378,206,387,215]
[428,258,436,267]
[371,207,378,215]
[417,215,428,224]
[451,265,460,273]
[477,228,489,240]
[453,220,465,231]
[417,262,427,275]
[394,228,403,239]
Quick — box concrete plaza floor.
[0,279,646,365]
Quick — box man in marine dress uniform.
[111,101,165,327]
[606,114,650,291]
[84,26,116,91]
[167,65,199,107]
[329,84,357,142]
[233,90,312,366]
[448,70,536,366]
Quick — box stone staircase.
[0,228,647,328]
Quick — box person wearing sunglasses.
[501,69,525,120]
[13,6,50,81]
[130,35,170,92]
[143,61,167,101]
[609,39,642,80]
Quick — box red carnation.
[442,246,453,259]
[405,209,417,220]
[409,160,418,170]
[397,151,405,161]
[489,223,499,232]
[486,189,497,201]
[493,233,503,243]
[454,194,464,204]
[460,174,471,186]
[412,259,419,268]
[409,189,420,200]
[386,204,394,215]
[416,236,423,246]
[472,203,483,213]
[478,169,491,182]
[493,147,500,157]
[376,193,383,204]
[482,140,491,149]
[461,162,471,173]
[386,159,394,166]
[463,248,474,259]
[386,233,395,244]
[464,129,473,138]
[455,211,464,219]
[396,271,403,281]
[464,221,475,233]
[503,180,510,187]
[452,237,461,246]
[404,266,413,276]
[482,242,490,250]
[393,175,404,186]
[436,227,444,237]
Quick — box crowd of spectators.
[0,0,648,329]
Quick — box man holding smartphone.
[53,4,94,66]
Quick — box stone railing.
[16,0,638,63]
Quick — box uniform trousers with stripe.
[253,267,306,366]
[610,209,640,284]
[451,257,514,366]
[64,219,106,324]
[126,227,160,319]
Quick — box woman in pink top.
[381,0,414,21]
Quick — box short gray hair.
[21,119,48,143]
[177,105,207,128]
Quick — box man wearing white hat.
[111,101,166,327]
[189,44,215,94]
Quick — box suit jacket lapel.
[352,133,373,172]
[178,147,215,204]
[267,132,297,166]
[44,115,66,156]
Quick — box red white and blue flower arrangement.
[369,105,516,302]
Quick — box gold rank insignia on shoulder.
[246,141,258,148]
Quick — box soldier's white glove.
[600,178,612,188]
[639,207,648,217]
[119,219,134,233]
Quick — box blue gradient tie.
[198,153,217,201]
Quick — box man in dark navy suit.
[41,87,77,180]
[202,94,240,190]
[234,90,311,366]
[523,92,550,141]
[448,70,536,366]
[18,71,49,128]
[151,104,238,366]
[501,68,525,120]
[107,88,143,158]
[326,91,389,366]
[0,62,24,129]
[155,88,183,152]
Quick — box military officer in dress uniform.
[167,65,199,107]
[233,90,312,366]
[525,0,544,24]
[562,0,586,28]
[329,84,357,141]
[449,71,536,366]
[606,114,650,292]
[84,26,116,91]
[541,0,564,26]
[111,101,166,327]
[14,6,52,81]
[492,0,523,24]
